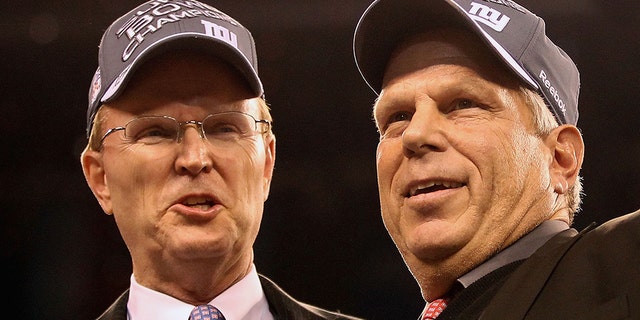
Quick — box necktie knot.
[422,298,449,320]
[189,304,225,320]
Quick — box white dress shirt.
[126,264,274,320]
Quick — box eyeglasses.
[99,111,271,149]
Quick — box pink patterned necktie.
[189,304,225,320]
[422,298,448,320]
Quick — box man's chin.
[403,227,464,264]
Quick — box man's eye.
[379,111,412,139]
[131,126,175,144]
[452,98,479,110]
[146,128,170,137]
[205,123,242,134]
[387,111,412,124]
[138,127,173,138]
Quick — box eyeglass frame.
[98,111,272,149]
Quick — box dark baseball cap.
[353,0,580,125]
[86,0,263,136]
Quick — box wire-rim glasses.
[99,111,271,149]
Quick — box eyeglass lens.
[124,112,264,145]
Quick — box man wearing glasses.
[80,1,361,319]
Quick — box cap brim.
[353,0,537,94]
[101,34,264,104]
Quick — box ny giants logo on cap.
[466,2,510,32]
[114,0,241,61]
[465,0,570,120]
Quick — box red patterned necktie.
[189,304,225,320]
[422,298,448,320]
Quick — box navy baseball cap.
[86,0,263,136]
[353,0,580,125]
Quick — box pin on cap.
[353,0,580,125]
[86,0,263,136]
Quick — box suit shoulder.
[258,274,363,320]
[581,209,640,244]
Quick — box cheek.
[376,141,404,232]
[487,129,544,189]
[457,128,523,188]
[105,159,140,198]
[376,144,397,214]
[105,154,171,245]
[237,142,266,180]
[221,141,269,205]
[376,141,400,190]
[380,209,399,250]
[105,152,170,210]
[467,129,548,226]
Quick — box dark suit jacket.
[476,210,640,319]
[96,274,361,320]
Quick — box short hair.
[520,86,583,222]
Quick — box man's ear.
[546,125,584,194]
[262,134,276,201]
[81,149,113,215]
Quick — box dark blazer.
[478,210,640,319]
[96,274,361,320]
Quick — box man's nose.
[174,125,212,175]
[402,106,448,157]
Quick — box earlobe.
[81,149,114,215]
[547,125,584,194]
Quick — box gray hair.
[521,86,583,222]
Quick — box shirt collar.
[457,219,569,288]
[127,264,273,320]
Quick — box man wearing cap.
[353,0,640,319]
[80,1,362,319]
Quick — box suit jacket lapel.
[259,274,354,320]
[97,290,129,320]
[259,274,301,319]
[480,225,593,319]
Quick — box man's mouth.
[408,181,464,197]
[182,196,216,210]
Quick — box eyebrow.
[373,73,506,115]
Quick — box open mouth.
[182,196,216,210]
[408,181,464,197]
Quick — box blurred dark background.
[2,0,639,319]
